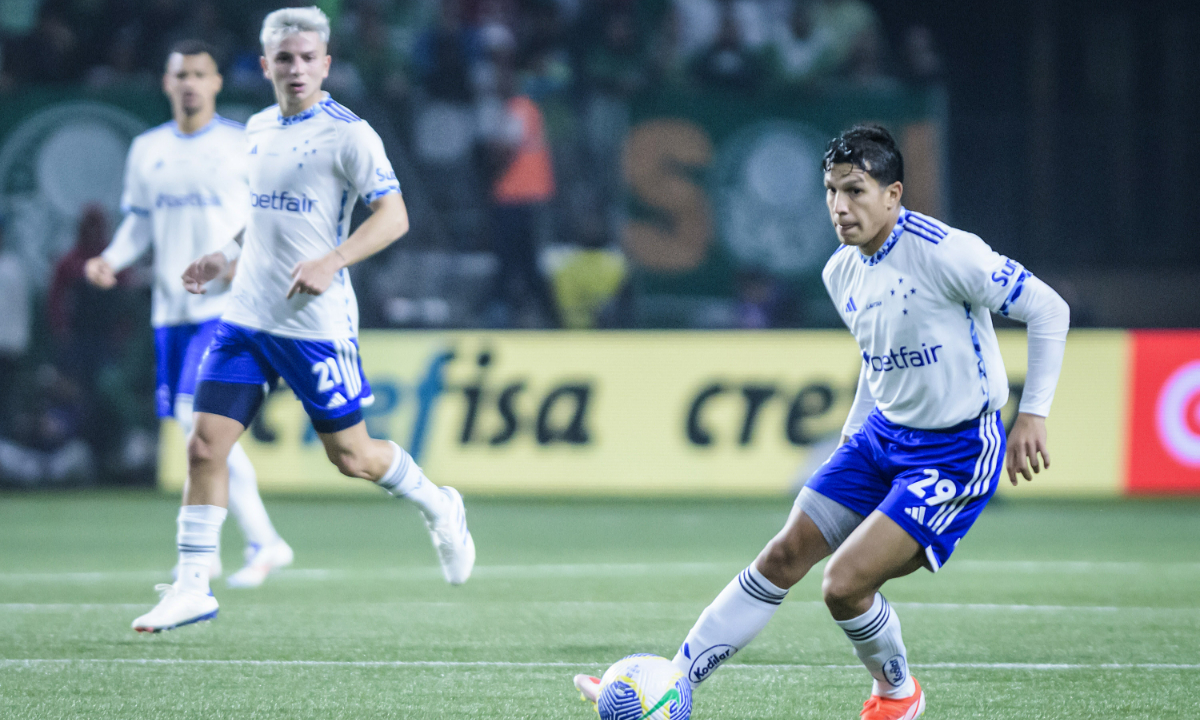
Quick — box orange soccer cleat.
[860,677,925,720]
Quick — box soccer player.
[574,125,1070,719]
[131,6,475,633]
[86,40,293,589]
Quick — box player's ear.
[260,55,269,79]
[887,181,903,209]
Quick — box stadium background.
[0,0,1197,495]
[2,3,1200,720]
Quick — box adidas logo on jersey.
[904,506,928,525]
[846,297,857,313]
[326,392,347,409]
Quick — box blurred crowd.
[0,0,944,486]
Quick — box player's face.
[261,32,331,112]
[824,163,902,252]
[163,53,222,118]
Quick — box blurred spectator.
[572,0,664,243]
[551,220,629,329]
[768,0,885,86]
[413,0,482,103]
[735,267,796,328]
[687,0,770,92]
[481,43,560,327]
[0,223,31,412]
[8,7,81,83]
[85,26,156,89]
[0,364,95,487]
[902,24,944,84]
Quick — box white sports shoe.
[226,539,294,589]
[425,487,475,585]
[573,674,601,706]
[131,583,219,633]
[171,554,222,582]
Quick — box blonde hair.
[260,6,331,49]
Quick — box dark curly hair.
[822,124,904,186]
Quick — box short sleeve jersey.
[222,95,400,340]
[119,117,248,327]
[822,207,1037,430]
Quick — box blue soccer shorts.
[195,321,372,433]
[803,408,1006,571]
[154,319,222,418]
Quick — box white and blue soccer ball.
[597,654,692,720]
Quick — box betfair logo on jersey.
[862,344,944,373]
[156,192,222,209]
[250,190,317,213]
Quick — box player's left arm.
[938,234,1071,485]
[286,193,408,299]
[288,121,407,299]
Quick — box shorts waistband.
[870,408,1000,434]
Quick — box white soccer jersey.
[222,95,400,340]
[106,117,248,327]
[823,207,1057,431]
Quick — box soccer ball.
[596,654,692,720]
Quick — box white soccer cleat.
[171,554,222,582]
[226,539,294,589]
[573,674,601,706]
[131,583,219,633]
[425,486,475,585]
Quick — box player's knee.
[821,560,866,609]
[186,433,220,467]
[759,536,806,586]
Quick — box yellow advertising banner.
[160,330,1127,497]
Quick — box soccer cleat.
[171,554,222,582]
[131,583,219,633]
[860,677,925,720]
[226,539,294,588]
[425,486,475,585]
[573,674,601,706]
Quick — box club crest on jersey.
[251,190,317,213]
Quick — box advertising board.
[161,330,1126,497]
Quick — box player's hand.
[1005,412,1049,485]
[287,253,342,299]
[182,251,228,294]
[84,257,116,289]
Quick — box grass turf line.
[1,492,1198,719]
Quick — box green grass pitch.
[1,492,1199,719]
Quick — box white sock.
[376,441,450,520]
[176,504,227,594]
[671,565,788,689]
[176,397,278,552]
[226,441,281,549]
[833,593,915,699]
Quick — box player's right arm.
[87,138,154,289]
[840,364,874,445]
[182,229,244,294]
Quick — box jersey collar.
[278,93,329,126]
[860,207,908,266]
[171,116,220,139]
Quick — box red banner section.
[1127,331,1200,494]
